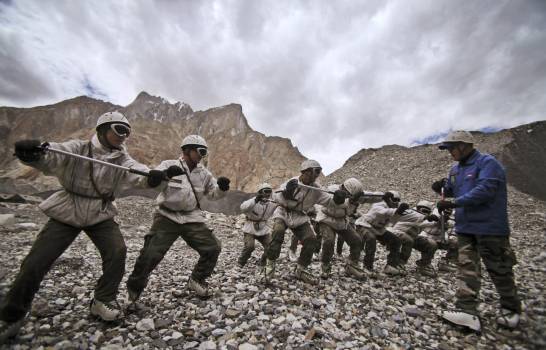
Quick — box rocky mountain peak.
[0,94,305,193]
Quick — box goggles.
[110,123,131,138]
[391,198,401,203]
[418,208,431,215]
[259,188,272,195]
[307,167,322,176]
[195,147,208,157]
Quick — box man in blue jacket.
[432,130,521,332]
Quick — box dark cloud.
[0,0,545,173]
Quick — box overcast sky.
[1,0,545,174]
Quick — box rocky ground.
[0,194,545,350]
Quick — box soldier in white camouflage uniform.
[392,200,440,277]
[1,112,152,342]
[264,160,347,284]
[237,183,277,268]
[126,135,230,301]
[315,178,375,280]
[420,207,458,272]
[355,191,409,275]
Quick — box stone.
[136,318,155,331]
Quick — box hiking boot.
[417,265,437,278]
[496,308,520,329]
[294,264,319,285]
[0,318,25,344]
[188,277,212,298]
[396,264,407,275]
[441,310,481,332]
[438,259,457,272]
[90,299,121,321]
[264,259,276,282]
[288,248,298,262]
[345,261,367,280]
[383,264,400,276]
[126,287,141,304]
[321,263,332,279]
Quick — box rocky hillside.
[0,92,306,193]
[0,117,545,349]
[0,193,544,349]
[326,120,546,203]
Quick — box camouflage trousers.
[127,214,221,295]
[289,220,320,254]
[238,233,271,266]
[358,227,401,269]
[398,233,438,266]
[318,223,362,265]
[267,219,317,267]
[435,235,458,261]
[455,233,521,314]
[0,218,126,322]
[336,235,345,255]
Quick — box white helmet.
[343,178,363,196]
[439,130,474,149]
[257,183,272,192]
[416,200,434,212]
[300,159,321,172]
[181,135,208,149]
[387,190,401,200]
[96,111,130,129]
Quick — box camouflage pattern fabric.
[455,233,521,314]
[238,233,271,266]
[267,219,317,267]
[398,233,438,266]
[319,222,362,265]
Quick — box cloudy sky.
[1,0,545,174]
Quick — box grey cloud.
[0,0,545,173]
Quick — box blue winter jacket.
[444,150,510,235]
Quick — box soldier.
[237,183,277,268]
[0,112,155,342]
[288,205,320,262]
[126,135,230,301]
[264,159,346,284]
[420,207,458,272]
[392,200,440,277]
[434,130,521,332]
[355,191,409,275]
[315,178,369,280]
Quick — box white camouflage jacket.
[240,197,277,236]
[152,158,226,224]
[421,218,455,241]
[26,136,149,228]
[355,201,401,236]
[315,184,381,231]
[391,208,436,238]
[271,177,337,229]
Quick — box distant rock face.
[0,92,306,193]
[327,121,546,202]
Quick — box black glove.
[431,178,447,194]
[255,194,264,203]
[166,165,185,178]
[333,189,347,205]
[350,191,363,203]
[426,214,439,222]
[395,202,410,215]
[282,179,299,200]
[147,169,166,188]
[437,200,457,212]
[14,139,45,162]
[217,176,230,191]
[382,191,394,202]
